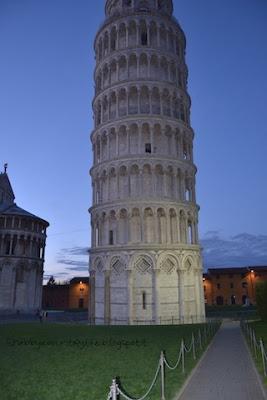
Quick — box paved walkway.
[177,321,267,400]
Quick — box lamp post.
[249,270,254,304]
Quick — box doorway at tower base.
[89,251,206,325]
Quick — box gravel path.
[177,321,266,400]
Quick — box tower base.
[89,247,206,325]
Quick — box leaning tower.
[89,0,205,325]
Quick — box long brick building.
[203,266,267,306]
[42,266,267,311]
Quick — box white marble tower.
[89,0,205,324]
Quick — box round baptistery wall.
[89,0,205,325]
[0,212,48,312]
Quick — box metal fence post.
[181,339,185,373]
[192,332,196,360]
[260,339,267,377]
[204,326,207,343]
[253,330,257,358]
[160,351,165,400]
[198,329,202,350]
[110,379,117,400]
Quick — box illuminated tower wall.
[89,0,205,325]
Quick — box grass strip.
[0,322,217,400]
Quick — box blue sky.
[1,0,267,281]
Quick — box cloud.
[56,246,88,271]
[201,232,267,268]
[66,266,88,271]
[57,259,88,267]
[59,247,89,256]
[44,272,68,278]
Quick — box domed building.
[0,167,49,312]
[89,0,205,324]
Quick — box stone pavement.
[177,321,267,400]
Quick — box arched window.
[188,222,193,244]
[216,296,224,306]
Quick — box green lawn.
[0,322,216,400]
[249,321,267,386]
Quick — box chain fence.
[241,320,267,377]
[93,315,206,326]
[107,320,221,400]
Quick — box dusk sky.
[1,0,267,281]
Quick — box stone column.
[153,269,160,324]
[104,270,110,324]
[194,268,201,320]
[127,270,133,324]
[89,271,96,324]
[179,270,185,323]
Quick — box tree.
[47,276,56,286]
[255,281,267,321]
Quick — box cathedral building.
[0,167,49,312]
[89,0,205,324]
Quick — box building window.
[80,288,84,292]
[242,282,247,288]
[109,230,114,245]
[141,32,148,45]
[242,295,248,305]
[231,295,236,305]
[78,298,84,308]
[217,283,221,289]
[204,285,206,292]
[145,143,151,153]
[216,296,224,305]
[142,292,146,310]
[228,274,233,279]
[230,283,234,289]
[216,274,220,280]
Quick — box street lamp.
[250,270,254,304]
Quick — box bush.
[255,281,267,321]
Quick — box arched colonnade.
[94,85,189,127]
[92,122,193,163]
[95,52,187,94]
[91,206,198,247]
[92,162,196,204]
[96,18,184,62]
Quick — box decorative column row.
[0,234,45,259]
[93,169,195,205]
[93,125,193,163]
[92,209,198,247]
[96,19,183,62]
[94,86,189,127]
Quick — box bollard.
[192,332,196,360]
[160,351,165,400]
[260,339,267,377]
[181,339,185,373]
